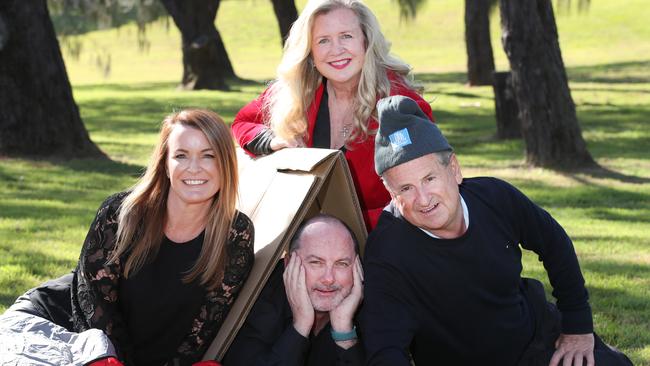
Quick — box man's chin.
[311,297,343,312]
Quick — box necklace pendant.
[341,125,351,139]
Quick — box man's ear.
[381,177,397,200]
[450,154,463,184]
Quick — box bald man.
[223,214,364,366]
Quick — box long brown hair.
[109,109,239,290]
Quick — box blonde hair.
[110,109,239,290]
[266,0,418,144]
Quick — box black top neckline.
[312,79,347,153]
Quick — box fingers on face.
[298,260,306,288]
[356,255,364,282]
[284,253,300,286]
[352,256,363,288]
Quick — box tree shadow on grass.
[73,78,266,94]
[563,165,650,185]
[412,60,650,87]
[81,96,246,129]
[0,242,76,308]
[0,244,75,281]
[0,199,91,221]
[413,71,467,84]
[0,158,141,226]
[573,86,650,95]
[507,179,650,224]
[567,60,650,84]
[74,81,178,93]
[581,259,650,279]
[59,157,143,176]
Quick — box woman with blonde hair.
[0,109,254,366]
[232,0,434,230]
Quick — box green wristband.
[330,325,357,342]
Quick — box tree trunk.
[492,71,521,139]
[160,0,236,90]
[465,0,495,86]
[0,1,105,159]
[270,0,298,46]
[499,0,595,169]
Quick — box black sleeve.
[72,192,134,362]
[499,179,593,334]
[244,128,275,156]
[335,341,365,366]
[222,263,309,366]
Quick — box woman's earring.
[308,57,315,68]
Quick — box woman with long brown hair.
[71,109,254,365]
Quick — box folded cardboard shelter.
[202,147,368,361]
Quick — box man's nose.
[320,267,335,286]
[415,187,430,206]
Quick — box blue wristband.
[330,325,357,342]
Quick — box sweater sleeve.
[335,340,365,366]
[231,88,273,156]
[501,180,593,334]
[245,128,275,156]
[72,192,133,363]
[360,227,417,366]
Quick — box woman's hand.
[270,136,305,151]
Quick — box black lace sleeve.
[174,211,255,363]
[71,192,134,362]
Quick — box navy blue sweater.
[361,177,591,366]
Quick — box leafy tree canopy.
[47,0,166,36]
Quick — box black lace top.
[71,192,255,365]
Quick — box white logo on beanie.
[389,128,412,151]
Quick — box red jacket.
[232,77,434,230]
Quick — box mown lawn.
[1,0,648,363]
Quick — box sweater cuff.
[560,306,593,334]
[336,342,364,365]
[244,128,275,156]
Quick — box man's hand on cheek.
[283,252,314,337]
[329,256,364,336]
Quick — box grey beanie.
[374,95,452,176]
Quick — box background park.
[0,0,649,364]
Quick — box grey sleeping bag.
[0,274,116,365]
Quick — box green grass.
[1,0,649,363]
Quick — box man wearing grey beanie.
[360,96,631,366]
